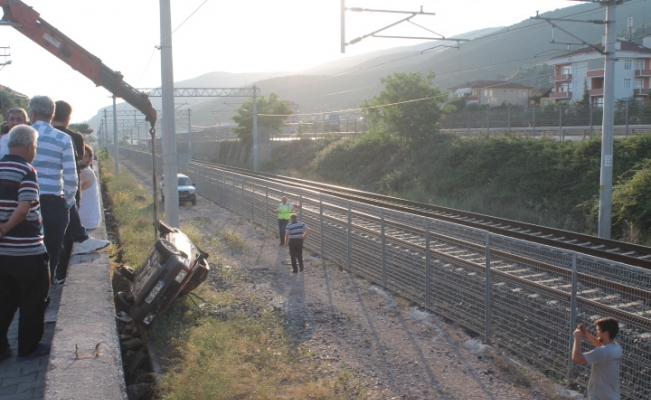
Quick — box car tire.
[191,199,196,205]
[118,265,137,282]
[115,291,134,313]
[155,238,180,261]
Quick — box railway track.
[191,159,651,271]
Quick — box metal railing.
[121,147,651,399]
[440,102,651,139]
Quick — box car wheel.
[114,292,134,313]
[191,199,196,205]
[118,265,136,282]
[155,238,180,261]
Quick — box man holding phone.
[572,317,622,400]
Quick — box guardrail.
[121,147,651,399]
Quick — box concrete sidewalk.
[0,286,62,400]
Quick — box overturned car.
[115,221,209,326]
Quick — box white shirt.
[78,167,102,230]
[0,134,9,159]
[584,342,622,400]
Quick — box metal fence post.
[424,218,432,309]
[319,194,324,258]
[265,184,269,230]
[220,170,224,206]
[559,105,563,141]
[507,105,511,134]
[484,233,492,342]
[533,106,536,138]
[625,99,630,137]
[231,174,235,211]
[299,190,303,221]
[466,111,470,134]
[486,109,490,136]
[347,201,352,272]
[568,253,578,383]
[589,102,594,136]
[241,178,245,217]
[250,181,255,223]
[381,209,387,287]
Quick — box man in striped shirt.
[284,213,310,273]
[29,96,78,279]
[0,125,51,362]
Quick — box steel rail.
[293,188,651,303]
[190,158,651,270]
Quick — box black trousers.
[278,219,289,244]
[40,195,70,277]
[0,253,50,357]
[288,238,304,272]
[58,203,89,281]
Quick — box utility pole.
[532,0,629,239]
[341,0,346,53]
[160,0,180,227]
[112,95,119,175]
[187,108,192,160]
[598,2,617,239]
[253,85,259,171]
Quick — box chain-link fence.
[121,147,651,399]
[440,102,651,138]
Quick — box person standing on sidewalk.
[277,196,300,246]
[572,317,622,400]
[284,213,310,273]
[52,101,108,284]
[0,107,29,157]
[0,125,51,362]
[77,145,102,230]
[29,95,77,281]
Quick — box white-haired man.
[0,125,51,362]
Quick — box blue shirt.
[31,120,78,207]
[286,221,307,239]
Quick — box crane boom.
[1,0,157,127]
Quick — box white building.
[547,38,651,105]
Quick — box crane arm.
[1,0,157,127]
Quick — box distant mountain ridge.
[89,1,650,130]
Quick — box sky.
[0,0,576,122]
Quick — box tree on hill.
[232,93,293,145]
[0,87,29,123]
[361,72,446,146]
[69,123,93,134]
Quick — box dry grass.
[219,229,247,253]
[487,349,561,399]
[100,158,157,269]
[156,292,365,399]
